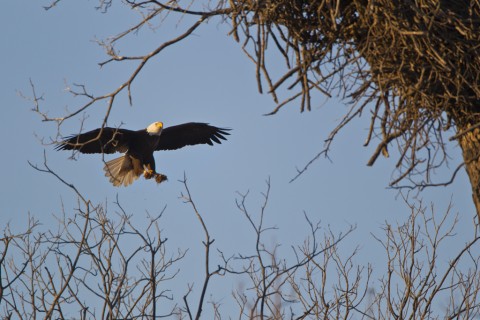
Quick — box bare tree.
[369,199,480,319]
[1,157,186,319]
[227,179,369,319]
[224,183,480,319]
[36,0,480,222]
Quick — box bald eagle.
[56,122,230,186]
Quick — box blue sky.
[1,1,477,317]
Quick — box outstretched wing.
[55,127,136,154]
[156,123,230,151]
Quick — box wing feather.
[156,123,230,151]
[55,127,135,154]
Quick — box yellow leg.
[143,164,154,179]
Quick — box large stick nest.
[228,0,480,186]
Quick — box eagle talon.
[154,174,168,184]
[144,169,154,179]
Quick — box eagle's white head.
[146,122,163,136]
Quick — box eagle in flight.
[56,122,230,186]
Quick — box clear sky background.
[1,1,477,317]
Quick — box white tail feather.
[103,156,142,187]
